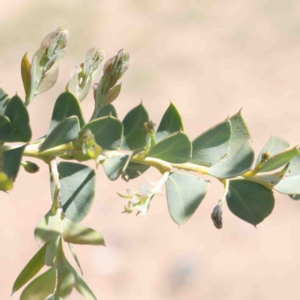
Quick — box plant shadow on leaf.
[51,162,96,222]
[34,229,62,246]
[124,162,150,180]
[62,170,95,215]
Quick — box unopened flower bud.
[21,161,40,173]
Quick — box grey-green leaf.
[68,244,83,275]
[258,147,300,173]
[2,144,26,179]
[274,176,300,195]
[20,267,56,300]
[155,103,183,142]
[285,155,300,177]
[122,103,149,150]
[0,115,11,141]
[94,104,117,119]
[49,91,85,133]
[51,162,96,222]
[55,267,75,299]
[165,172,210,225]
[146,132,192,163]
[82,115,123,150]
[12,243,47,294]
[40,116,80,152]
[65,259,97,300]
[207,140,254,178]
[255,135,290,166]
[103,153,129,180]
[124,162,150,180]
[44,238,59,266]
[62,218,105,245]
[228,110,251,155]
[34,210,63,246]
[4,95,32,142]
[227,180,275,226]
[191,119,231,166]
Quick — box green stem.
[219,179,229,203]
[128,153,208,175]
[24,143,74,162]
[0,142,282,191]
[50,159,61,213]
[130,156,172,174]
[25,94,31,107]
[0,142,74,163]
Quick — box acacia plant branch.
[4,28,300,300]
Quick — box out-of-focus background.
[1,0,300,299]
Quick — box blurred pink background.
[1,0,300,299]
